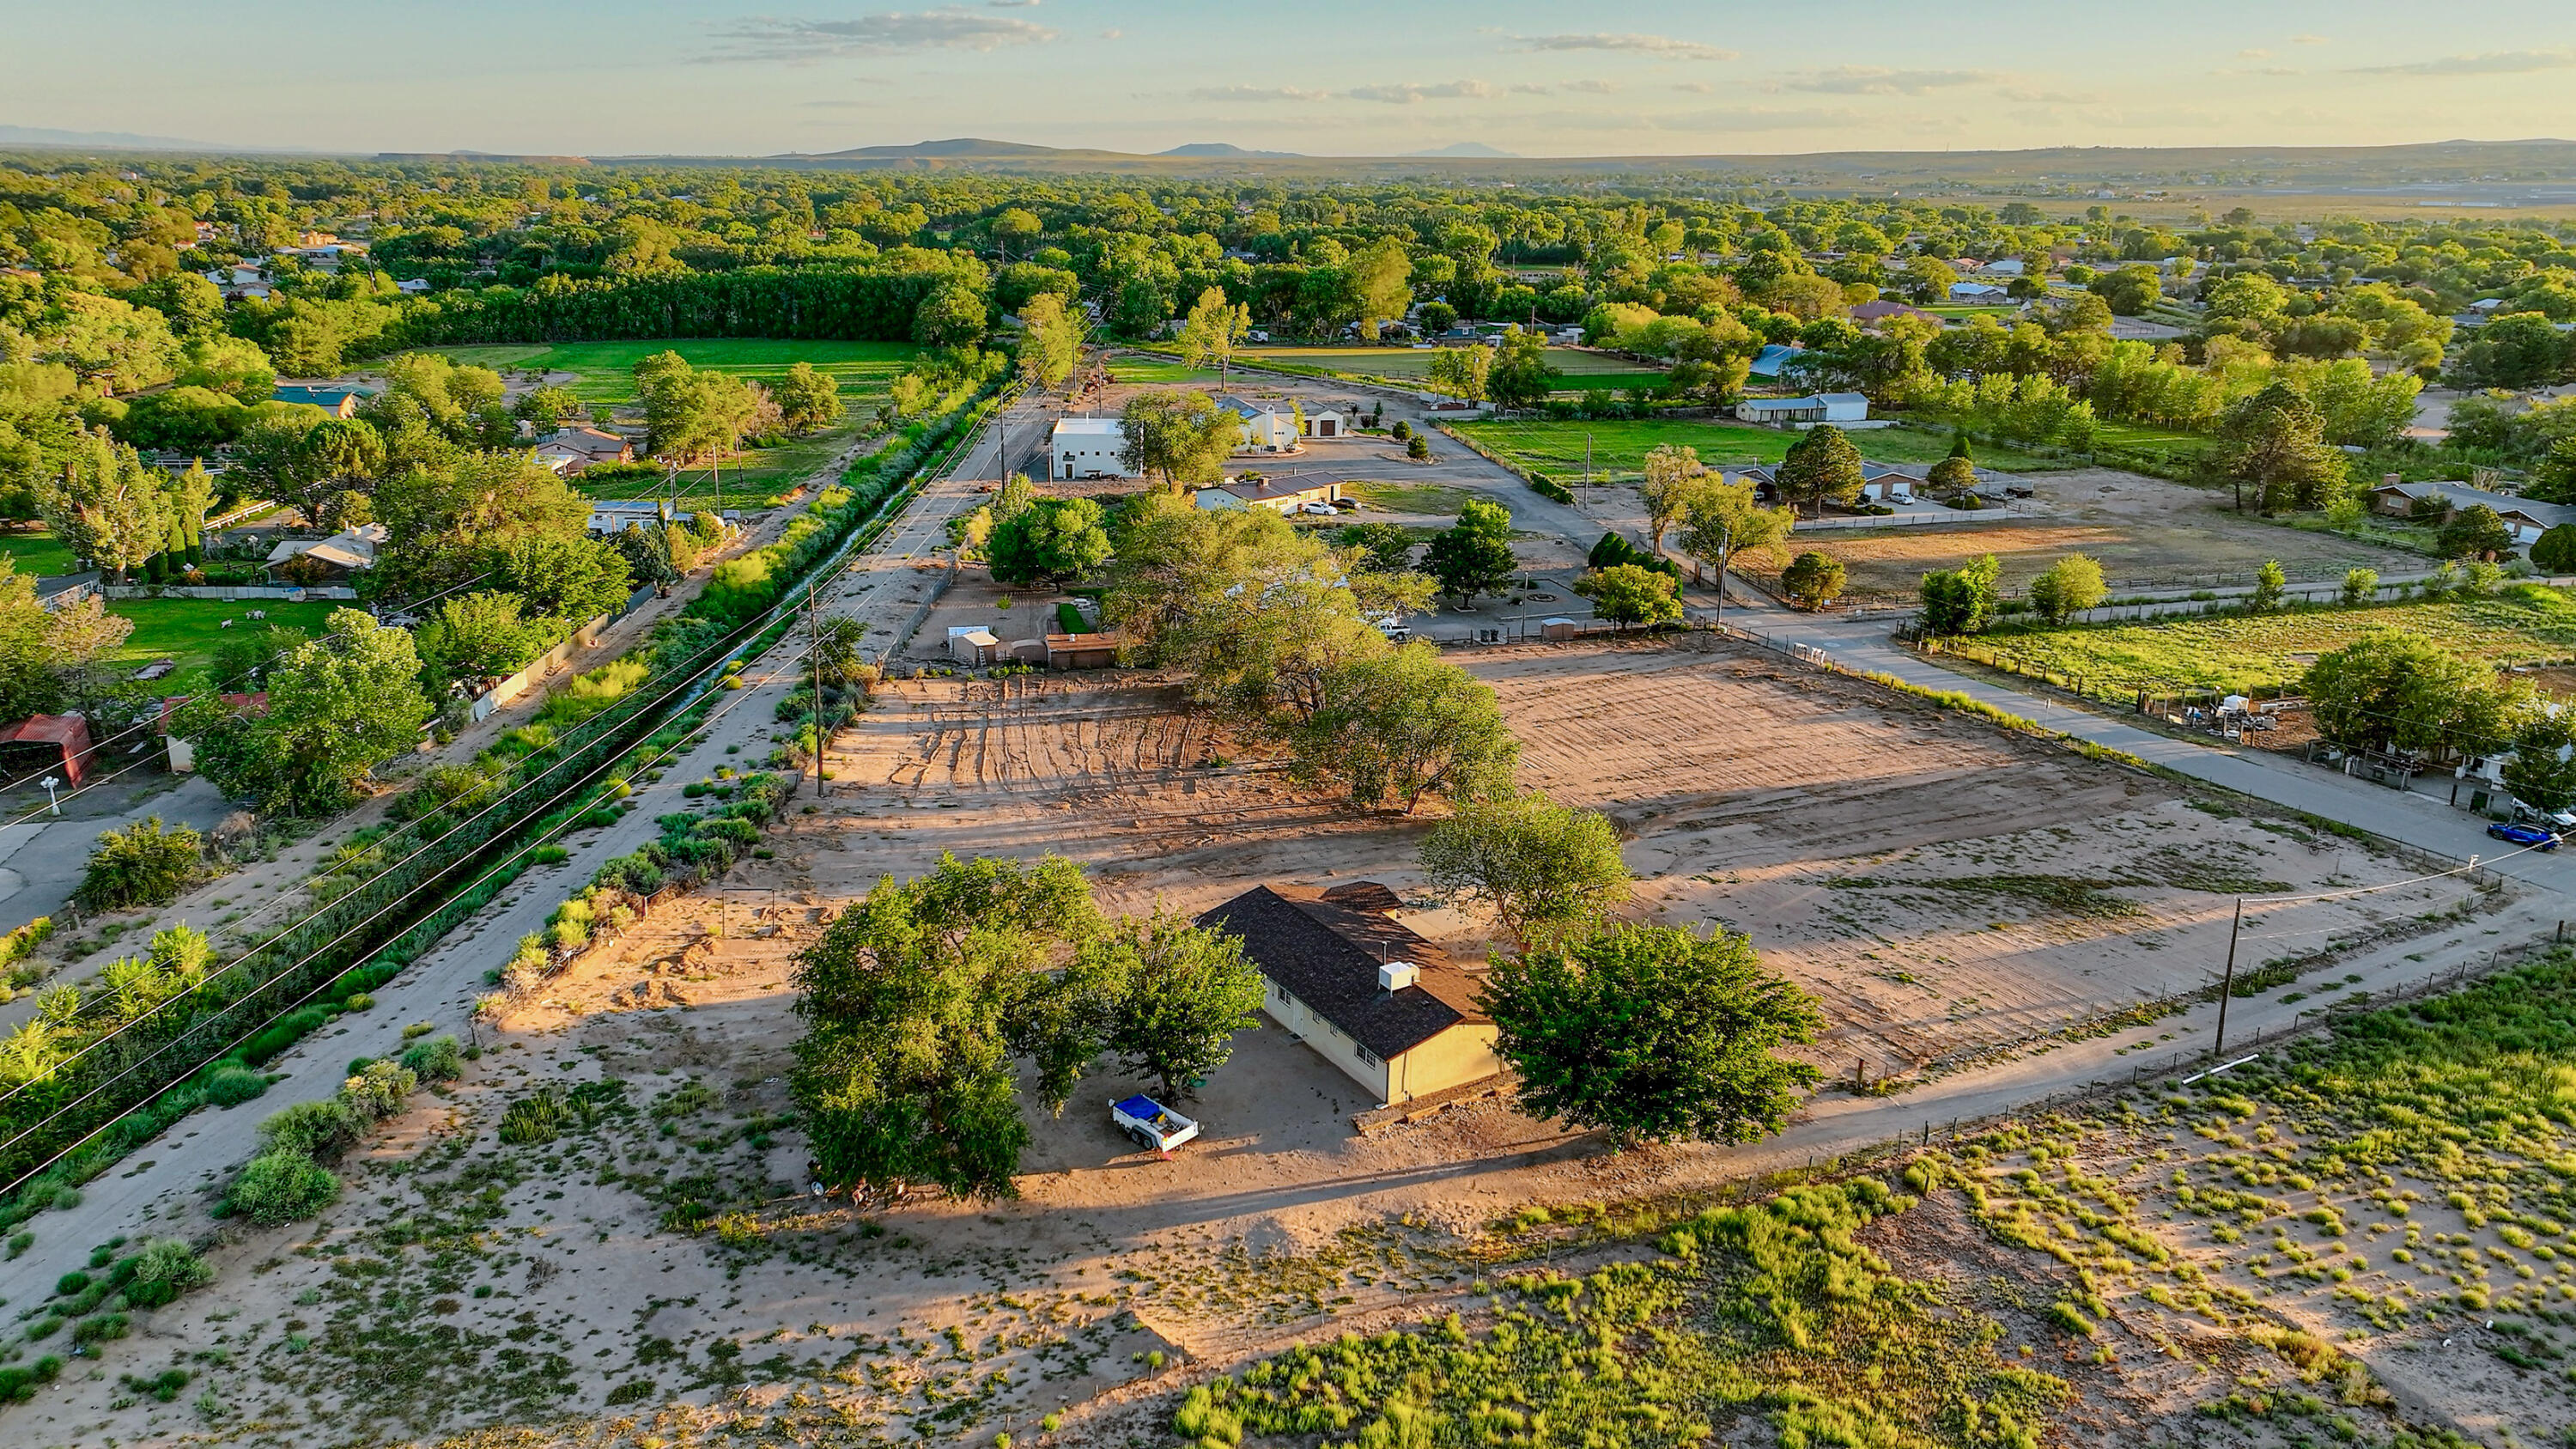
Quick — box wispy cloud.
[2239,48,2271,59]
[709,9,1057,62]
[1782,66,1995,95]
[1188,84,1334,103]
[2347,48,2576,76]
[1562,79,1622,94]
[1999,85,2105,104]
[1637,107,1858,133]
[1511,33,1734,60]
[1347,80,1497,104]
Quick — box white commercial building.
[1049,417,1138,480]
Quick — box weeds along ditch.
[0,380,1002,1229]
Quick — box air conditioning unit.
[1378,960,1419,993]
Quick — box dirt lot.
[17,639,2495,1449]
[1708,467,2427,605]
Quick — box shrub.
[227,1150,339,1227]
[75,818,204,913]
[203,1066,268,1106]
[258,1099,361,1160]
[71,1312,129,1343]
[54,1269,89,1296]
[399,1033,464,1082]
[120,1239,213,1308]
[499,1088,571,1146]
[341,1060,417,1121]
[342,992,374,1012]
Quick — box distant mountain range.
[1158,143,1303,158]
[0,123,246,151]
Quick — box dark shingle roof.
[1197,885,1482,1059]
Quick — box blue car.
[2488,821,2561,851]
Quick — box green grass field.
[2090,420,2215,464]
[420,338,920,407]
[1458,418,2051,483]
[0,529,78,579]
[1970,583,2576,695]
[107,599,341,676]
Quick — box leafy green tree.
[2531,524,2576,575]
[612,522,681,592]
[1677,476,1793,590]
[1092,907,1265,1102]
[1176,287,1251,392]
[2215,383,2347,514]
[1779,550,1847,611]
[1919,552,2001,635]
[2026,553,2105,624]
[414,592,540,691]
[2341,567,2380,605]
[1293,642,1519,812]
[495,533,633,622]
[771,362,846,433]
[1335,521,1416,575]
[177,610,432,815]
[1016,291,1082,391]
[173,335,276,402]
[1483,922,1823,1146]
[1927,452,1978,499]
[2439,503,2516,562]
[2088,264,2163,317]
[1572,563,1683,630]
[913,283,988,348]
[366,451,592,605]
[512,385,585,433]
[1637,444,1706,556]
[1425,346,1491,404]
[791,853,1102,1201]
[2249,558,2288,612]
[987,497,1111,587]
[1119,389,1238,490]
[2503,707,2576,817]
[1346,237,1413,340]
[1419,793,1630,949]
[2306,630,2516,758]
[1421,499,1517,602]
[1774,424,1864,518]
[39,435,170,581]
[2463,313,2570,390]
[75,818,204,912]
[289,417,383,529]
[1485,328,1561,411]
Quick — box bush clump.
[227,1150,340,1227]
[203,1065,269,1107]
[74,818,206,912]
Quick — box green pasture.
[1971,583,2576,696]
[0,529,78,579]
[419,338,920,407]
[1458,419,2051,483]
[107,599,341,676]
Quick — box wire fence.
[1789,927,2567,1179]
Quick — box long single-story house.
[271,384,370,418]
[1948,281,2012,303]
[1194,473,1344,514]
[1746,343,1801,379]
[1198,882,1501,1107]
[266,521,386,581]
[1050,417,1138,479]
[537,425,635,475]
[2369,479,2574,545]
[1735,393,1870,426]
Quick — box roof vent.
[1378,960,1419,993]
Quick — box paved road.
[0,387,1055,1312]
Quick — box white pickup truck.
[1110,1094,1200,1157]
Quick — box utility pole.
[2212,898,2244,1057]
[1584,433,1593,486]
[1711,522,1733,631]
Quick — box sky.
[16,0,2576,158]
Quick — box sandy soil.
[1705,467,2425,605]
[8,638,2499,1449]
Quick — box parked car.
[2487,821,2561,850]
[1299,501,1338,515]
[2512,803,2576,831]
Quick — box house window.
[1356,1044,1380,1068]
